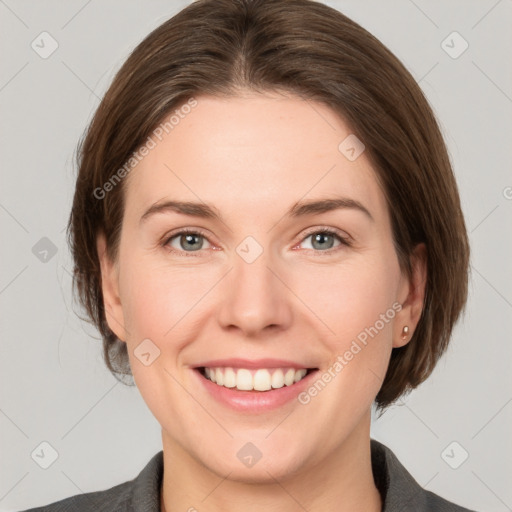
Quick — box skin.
[97,91,426,512]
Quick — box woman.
[22,0,474,510]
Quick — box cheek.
[117,258,215,418]
[295,260,399,416]
[119,255,220,339]
[295,256,400,343]
[120,248,401,348]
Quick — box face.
[98,91,425,483]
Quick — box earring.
[401,325,410,340]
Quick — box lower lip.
[193,368,319,412]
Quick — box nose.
[216,248,293,337]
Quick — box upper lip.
[192,358,317,369]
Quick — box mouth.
[196,366,318,392]
[191,357,321,411]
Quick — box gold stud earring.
[401,325,410,340]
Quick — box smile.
[200,367,314,391]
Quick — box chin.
[193,436,310,484]
[208,455,306,485]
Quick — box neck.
[160,411,382,512]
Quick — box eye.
[163,229,212,255]
[162,227,351,257]
[298,228,351,253]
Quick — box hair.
[68,0,470,411]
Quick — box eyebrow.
[139,196,374,224]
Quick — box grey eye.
[168,232,211,252]
[302,231,342,251]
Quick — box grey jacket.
[20,439,476,511]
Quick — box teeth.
[271,369,285,389]
[223,367,237,388]
[254,369,272,391]
[202,367,309,391]
[294,369,305,383]
[284,368,296,386]
[237,369,253,390]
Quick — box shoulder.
[370,439,477,512]
[17,451,164,512]
[17,480,133,512]
[422,488,477,512]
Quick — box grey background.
[1,0,511,510]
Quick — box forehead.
[124,92,388,224]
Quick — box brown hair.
[68,0,470,410]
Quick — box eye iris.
[181,233,203,251]
[175,232,338,252]
[311,232,334,250]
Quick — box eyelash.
[161,227,352,258]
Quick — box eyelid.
[161,227,216,256]
[163,226,212,241]
[295,225,352,244]
[161,225,353,256]
[292,225,353,253]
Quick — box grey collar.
[129,439,473,511]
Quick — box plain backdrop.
[0,1,511,511]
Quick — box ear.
[393,243,427,348]
[97,232,127,342]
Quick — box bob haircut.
[68,0,470,411]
